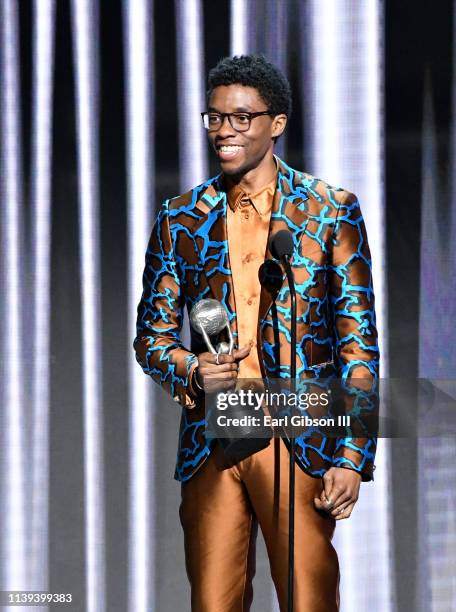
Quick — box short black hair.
[207,54,292,118]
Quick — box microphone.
[270,229,294,261]
[269,229,297,612]
[189,298,235,355]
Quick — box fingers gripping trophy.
[189,298,271,463]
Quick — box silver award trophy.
[189,299,234,355]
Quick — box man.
[134,54,378,611]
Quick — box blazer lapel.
[190,178,238,341]
[258,157,310,324]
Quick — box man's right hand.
[196,342,253,394]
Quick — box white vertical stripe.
[304,1,394,610]
[265,0,288,162]
[230,0,249,55]
[123,1,154,611]
[418,63,456,612]
[308,1,341,177]
[175,0,208,192]
[70,1,105,611]
[0,0,27,599]
[29,1,55,602]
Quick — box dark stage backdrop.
[0,1,454,611]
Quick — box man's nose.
[217,115,236,136]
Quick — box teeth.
[219,145,242,152]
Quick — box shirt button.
[243,212,249,220]
[247,298,253,305]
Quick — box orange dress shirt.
[189,171,277,398]
[225,173,277,380]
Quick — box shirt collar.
[224,169,278,215]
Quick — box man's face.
[206,84,286,176]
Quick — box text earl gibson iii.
[216,414,352,428]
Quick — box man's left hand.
[314,467,361,520]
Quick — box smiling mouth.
[216,144,244,160]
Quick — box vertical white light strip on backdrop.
[303,1,394,611]
[230,0,249,56]
[70,2,106,611]
[175,0,207,352]
[418,80,439,612]
[418,72,456,612]
[264,0,288,161]
[0,0,27,598]
[175,0,208,192]
[123,1,154,611]
[29,0,55,598]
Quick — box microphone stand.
[283,254,296,612]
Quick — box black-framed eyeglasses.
[201,111,273,132]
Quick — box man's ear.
[271,113,287,139]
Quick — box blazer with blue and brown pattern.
[133,156,379,482]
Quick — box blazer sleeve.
[328,192,380,481]
[133,199,199,408]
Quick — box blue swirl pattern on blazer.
[133,157,379,482]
